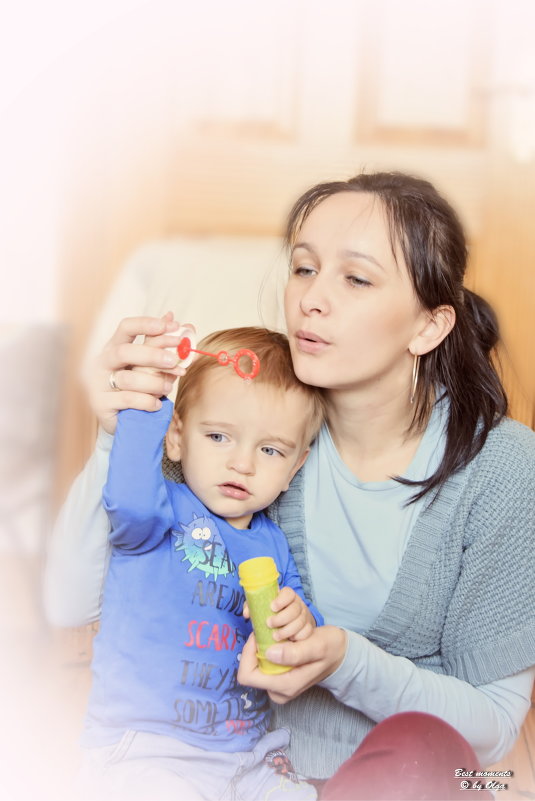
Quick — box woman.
[46,172,534,799]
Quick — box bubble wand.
[177,336,260,380]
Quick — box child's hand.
[267,587,316,642]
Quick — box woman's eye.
[346,275,371,288]
[261,446,283,457]
[209,433,226,443]
[291,265,316,278]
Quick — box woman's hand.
[86,313,188,434]
[237,625,347,704]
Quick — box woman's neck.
[325,385,428,482]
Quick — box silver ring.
[108,371,119,391]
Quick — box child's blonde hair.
[175,327,324,448]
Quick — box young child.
[79,327,324,801]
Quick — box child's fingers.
[272,616,314,643]
[270,586,296,613]
[268,598,310,632]
[267,603,300,630]
[289,620,316,641]
[243,602,250,619]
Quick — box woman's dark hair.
[285,171,508,501]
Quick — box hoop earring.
[410,354,420,405]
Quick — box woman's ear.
[410,305,456,356]
[165,411,183,462]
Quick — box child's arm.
[103,399,176,552]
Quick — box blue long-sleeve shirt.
[82,401,322,752]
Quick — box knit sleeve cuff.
[319,628,354,693]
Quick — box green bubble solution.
[238,556,292,675]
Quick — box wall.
[1,0,534,498]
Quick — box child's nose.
[227,449,255,475]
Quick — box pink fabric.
[320,712,494,800]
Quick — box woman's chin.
[292,361,334,390]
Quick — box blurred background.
[0,1,533,798]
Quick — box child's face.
[167,370,311,529]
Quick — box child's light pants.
[78,727,316,801]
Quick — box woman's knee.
[321,712,491,800]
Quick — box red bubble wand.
[177,337,260,380]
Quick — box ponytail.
[409,287,507,502]
[462,287,500,354]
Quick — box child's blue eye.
[261,446,282,457]
[209,433,226,443]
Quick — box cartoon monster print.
[264,750,299,783]
[173,513,234,579]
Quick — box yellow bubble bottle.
[238,556,292,675]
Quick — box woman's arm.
[238,627,534,766]
[43,427,113,626]
[323,632,534,766]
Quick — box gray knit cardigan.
[163,418,534,779]
[265,418,535,779]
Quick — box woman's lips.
[218,483,251,500]
[295,330,330,354]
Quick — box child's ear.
[282,448,310,491]
[165,411,183,462]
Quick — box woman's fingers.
[238,633,263,678]
[86,314,197,433]
[90,388,164,435]
[106,368,181,397]
[264,635,327,668]
[237,636,320,704]
[134,333,189,350]
[107,315,179,347]
[238,626,348,704]
[103,391,165,414]
[102,320,196,375]
[102,341,180,372]
[265,626,347,672]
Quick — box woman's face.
[284,191,428,394]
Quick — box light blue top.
[306,396,447,632]
[269,413,535,776]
